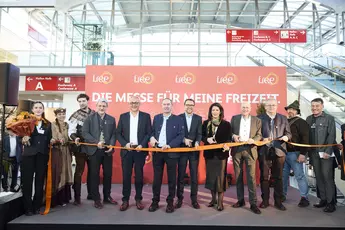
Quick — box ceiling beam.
[117,1,129,25]
[235,0,250,22]
[281,1,309,28]
[143,0,150,21]
[259,0,279,24]
[307,10,333,29]
[214,0,224,20]
[88,2,103,23]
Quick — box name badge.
[311,123,316,129]
[38,129,45,134]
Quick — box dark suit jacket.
[82,113,116,156]
[3,135,22,162]
[151,114,184,158]
[230,115,262,156]
[202,120,232,160]
[22,122,52,156]
[258,113,292,157]
[116,111,152,157]
[179,113,202,158]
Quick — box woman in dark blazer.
[21,101,52,216]
[202,103,232,211]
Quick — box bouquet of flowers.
[6,111,44,138]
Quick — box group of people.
[3,93,342,216]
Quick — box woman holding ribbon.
[51,108,73,207]
[202,103,232,211]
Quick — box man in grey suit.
[306,98,336,213]
[116,96,152,211]
[175,99,202,209]
[82,98,117,209]
[231,102,262,214]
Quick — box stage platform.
[7,184,345,230]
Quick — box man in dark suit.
[116,96,152,211]
[2,130,22,192]
[175,99,202,209]
[149,98,184,213]
[258,98,291,211]
[231,102,262,214]
[82,98,117,209]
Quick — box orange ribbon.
[41,145,53,215]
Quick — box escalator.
[242,43,345,126]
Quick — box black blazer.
[179,113,202,157]
[202,120,232,160]
[116,111,152,157]
[22,122,52,156]
[3,135,22,162]
[258,113,292,157]
[82,113,116,156]
[151,114,184,158]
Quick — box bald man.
[230,102,262,214]
[116,96,152,211]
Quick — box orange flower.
[6,111,46,137]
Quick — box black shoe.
[94,200,103,209]
[314,200,327,208]
[9,187,16,192]
[87,194,93,200]
[103,196,118,205]
[207,200,217,207]
[323,203,336,213]
[149,202,159,212]
[174,199,183,209]
[33,209,40,215]
[192,202,200,209]
[166,202,175,213]
[281,195,286,203]
[232,200,245,208]
[73,197,81,205]
[250,205,261,214]
[259,201,269,209]
[2,187,8,192]
[298,197,310,207]
[274,203,286,211]
[25,211,33,216]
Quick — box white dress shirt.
[239,116,251,142]
[9,136,17,157]
[185,113,193,132]
[129,112,139,145]
[158,114,170,147]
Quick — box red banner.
[85,66,287,184]
[25,76,85,91]
[226,29,307,43]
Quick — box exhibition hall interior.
[0,0,345,230]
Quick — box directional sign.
[226,29,307,43]
[25,76,85,91]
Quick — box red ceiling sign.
[226,29,307,43]
[25,76,85,91]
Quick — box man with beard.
[282,100,310,207]
[68,94,94,205]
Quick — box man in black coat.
[175,99,202,209]
[116,96,152,211]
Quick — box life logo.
[92,71,113,84]
[216,72,238,85]
[175,72,196,84]
[258,72,279,85]
[134,72,154,84]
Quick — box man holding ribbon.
[306,98,336,213]
[116,96,152,211]
[149,98,184,213]
[82,98,117,209]
[258,98,291,211]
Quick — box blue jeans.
[283,152,309,198]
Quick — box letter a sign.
[35,82,44,90]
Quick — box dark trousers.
[176,153,199,202]
[89,149,113,201]
[152,152,178,203]
[312,154,334,203]
[259,153,285,205]
[73,152,91,199]
[1,157,19,190]
[21,153,49,212]
[233,148,258,205]
[121,151,146,201]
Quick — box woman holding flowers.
[21,101,51,216]
[51,108,73,207]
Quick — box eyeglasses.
[185,104,195,107]
[266,104,277,107]
[130,102,140,105]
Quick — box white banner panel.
[0,0,56,7]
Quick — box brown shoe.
[103,196,118,205]
[259,201,269,209]
[136,200,144,210]
[120,201,129,211]
[192,202,200,209]
[94,200,103,209]
[232,200,245,208]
